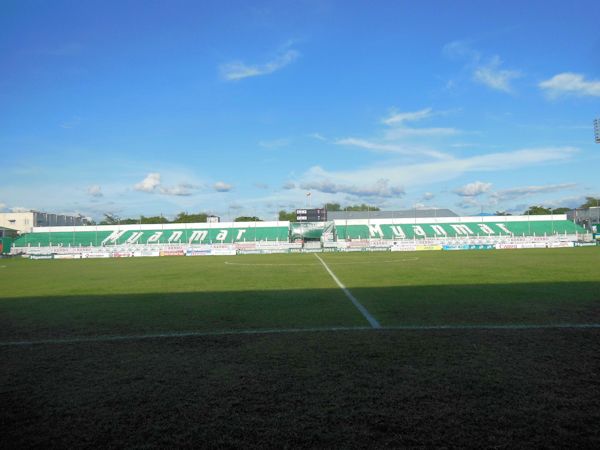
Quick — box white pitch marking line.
[314,254,381,329]
[2,323,600,347]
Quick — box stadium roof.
[326,208,458,221]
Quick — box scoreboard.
[296,208,327,222]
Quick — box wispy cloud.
[443,40,480,61]
[336,107,460,161]
[308,133,327,141]
[336,138,450,160]
[539,73,600,98]
[282,181,296,190]
[220,46,299,81]
[299,147,577,198]
[443,41,521,93]
[258,138,290,149]
[86,185,103,198]
[300,178,405,198]
[491,183,577,201]
[473,56,521,93]
[454,181,492,197]
[382,108,433,125]
[381,108,461,141]
[213,181,233,192]
[160,183,197,196]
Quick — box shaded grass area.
[1,282,600,341]
[0,290,366,341]
[2,329,600,448]
[350,282,600,326]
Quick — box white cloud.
[539,73,600,98]
[86,185,103,198]
[134,173,161,193]
[299,147,576,197]
[0,202,6,211]
[282,181,296,190]
[220,48,299,81]
[308,133,327,141]
[443,41,521,93]
[214,181,233,192]
[443,40,480,61]
[383,127,460,139]
[259,138,290,149]
[159,183,197,196]
[473,56,521,93]
[492,183,577,201]
[456,197,482,209]
[454,181,492,197]
[11,206,31,213]
[336,138,450,160]
[422,192,435,201]
[382,108,432,125]
[134,173,198,196]
[300,178,405,198]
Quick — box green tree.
[99,213,119,225]
[278,210,296,221]
[551,207,571,214]
[140,215,169,224]
[579,197,600,209]
[234,216,262,222]
[345,204,380,211]
[524,206,552,215]
[173,212,209,223]
[324,203,341,211]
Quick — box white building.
[0,211,86,233]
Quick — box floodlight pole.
[594,118,600,144]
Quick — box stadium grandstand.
[6,212,593,258]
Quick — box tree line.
[97,212,262,225]
[92,197,599,225]
[520,197,599,216]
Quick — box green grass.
[1,248,599,340]
[324,248,600,326]
[1,248,600,447]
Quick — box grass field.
[2,248,600,447]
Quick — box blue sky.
[1,0,599,221]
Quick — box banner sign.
[546,242,574,248]
[53,253,82,259]
[29,254,53,260]
[160,250,185,256]
[82,252,111,258]
[133,250,160,257]
[185,249,211,256]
